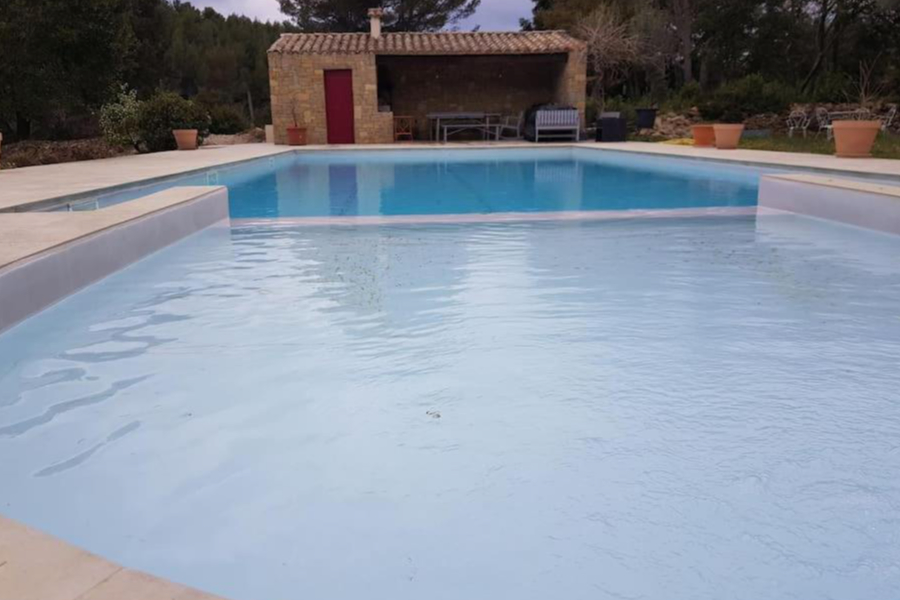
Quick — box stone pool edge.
[0,186,229,334]
[2,142,900,214]
[0,514,226,600]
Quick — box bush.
[207,104,250,134]
[664,81,702,112]
[810,72,851,103]
[699,75,793,123]
[137,92,210,152]
[99,86,142,150]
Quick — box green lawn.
[738,132,900,159]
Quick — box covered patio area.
[376,52,576,140]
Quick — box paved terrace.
[1,141,899,213]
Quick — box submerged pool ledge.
[0,186,228,333]
[758,174,900,235]
[0,514,226,600]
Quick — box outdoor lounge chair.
[534,109,580,142]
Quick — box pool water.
[74,148,764,218]
[1,214,899,600]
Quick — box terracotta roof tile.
[268,31,583,56]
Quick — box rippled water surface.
[1,215,899,600]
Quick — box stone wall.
[554,48,587,124]
[268,52,394,145]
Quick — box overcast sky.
[189,0,533,30]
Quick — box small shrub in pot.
[137,92,210,152]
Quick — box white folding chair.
[880,106,897,135]
[814,107,833,140]
[786,110,811,138]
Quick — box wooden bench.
[535,109,580,142]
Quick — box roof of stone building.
[268,31,584,56]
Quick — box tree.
[577,4,639,108]
[668,0,697,83]
[0,0,131,139]
[278,0,481,32]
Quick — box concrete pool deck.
[2,141,899,213]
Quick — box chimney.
[368,8,383,39]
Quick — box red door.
[324,70,355,144]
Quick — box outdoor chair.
[534,109,580,142]
[881,106,897,135]
[499,113,524,140]
[786,110,811,138]
[814,107,834,140]
[393,116,415,142]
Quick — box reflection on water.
[1,218,899,600]
[228,150,760,218]
[78,149,765,218]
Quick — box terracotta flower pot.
[172,129,199,151]
[286,126,307,146]
[691,125,715,147]
[833,120,880,158]
[713,124,745,150]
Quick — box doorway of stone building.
[324,70,355,144]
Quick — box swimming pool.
[2,207,900,599]
[4,147,900,599]
[57,148,765,217]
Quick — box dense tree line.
[0,0,292,141]
[523,0,900,104]
[278,0,480,32]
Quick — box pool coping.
[0,186,229,333]
[1,141,899,214]
[758,173,900,235]
[0,514,226,600]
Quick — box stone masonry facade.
[269,52,393,145]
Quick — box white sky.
[189,0,533,30]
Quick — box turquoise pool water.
[1,213,899,600]
[68,148,764,218]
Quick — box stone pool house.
[267,9,587,145]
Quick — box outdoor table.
[828,110,868,121]
[427,112,500,141]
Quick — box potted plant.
[691,124,715,147]
[713,121,745,150]
[832,119,881,158]
[833,58,885,157]
[166,95,210,151]
[173,128,199,151]
[286,102,307,146]
[711,105,746,150]
[635,107,658,130]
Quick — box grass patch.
[738,133,900,159]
